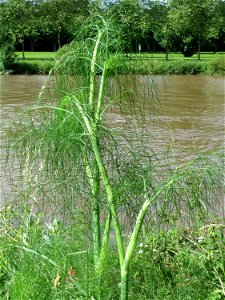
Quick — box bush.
[151,60,204,75]
[181,46,195,58]
[131,226,225,299]
[209,58,225,75]
[0,43,16,72]
[12,61,54,74]
[0,206,96,299]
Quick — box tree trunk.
[30,40,34,52]
[153,40,156,52]
[22,37,25,60]
[197,34,201,61]
[165,41,169,61]
[57,29,61,49]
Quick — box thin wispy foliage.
[4,13,225,300]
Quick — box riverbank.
[1,51,225,75]
[117,56,225,75]
[0,204,224,299]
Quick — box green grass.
[9,51,225,75]
[11,52,55,74]
[133,51,225,60]
[16,51,225,61]
[107,55,224,75]
[1,207,224,299]
[16,51,56,60]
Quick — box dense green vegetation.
[1,15,224,299]
[4,51,225,75]
[1,206,225,299]
[0,0,225,72]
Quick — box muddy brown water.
[0,74,224,207]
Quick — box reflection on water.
[0,74,224,206]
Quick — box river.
[0,74,224,206]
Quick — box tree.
[38,0,90,50]
[106,0,143,52]
[206,0,225,52]
[142,0,175,60]
[168,0,219,59]
[0,0,17,69]
[0,0,90,54]
[1,0,38,59]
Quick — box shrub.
[209,58,225,75]
[0,43,16,72]
[131,226,225,299]
[150,60,205,75]
[12,61,54,74]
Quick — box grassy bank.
[117,53,225,75]
[3,51,224,75]
[11,51,56,74]
[1,206,224,299]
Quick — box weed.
[3,14,225,300]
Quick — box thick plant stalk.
[89,29,104,116]
[95,61,107,123]
[84,28,106,269]
[85,157,101,267]
[92,163,101,257]
[120,176,176,300]
[89,130,125,267]
[74,100,125,268]
[96,212,112,276]
[120,167,212,299]
[85,26,125,267]
[96,212,112,300]
[90,135,125,268]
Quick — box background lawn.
[16,51,56,60]
[129,51,225,60]
[16,51,225,62]
[13,51,225,75]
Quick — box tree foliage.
[168,0,224,59]
[0,0,224,60]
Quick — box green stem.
[95,62,107,124]
[120,176,176,300]
[120,166,207,299]
[74,100,125,268]
[95,212,111,300]
[89,133,125,268]
[96,211,111,276]
[120,269,129,300]
[84,156,101,268]
[89,29,103,116]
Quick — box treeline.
[0,0,225,58]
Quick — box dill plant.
[5,14,225,300]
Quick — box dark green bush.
[0,43,16,71]
[12,61,54,74]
